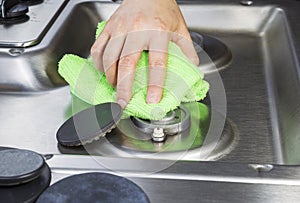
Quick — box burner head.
[107,103,210,153]
[131,106,191,136]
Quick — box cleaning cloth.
[58,21,209,120]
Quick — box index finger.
[90,30,110,72]
[116,52,142,109]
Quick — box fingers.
[171,31,199,66]
[116,51,142,109]
[147,32,169,104]
[102,34,126,86]
[116,32,147,108]
[92,29,195,107]
[90,30,110,72]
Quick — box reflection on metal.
[8,48,24,56]
[248,164,274,172]
[240,0,254,6]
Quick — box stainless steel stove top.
[0,0,67,47]
[1,0,300,202]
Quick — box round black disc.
[0,147,51,203]
[36,172,150,203]
[56,102,122,146]
[0,148,45,186]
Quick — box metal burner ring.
[130,106,191,135]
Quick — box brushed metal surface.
[48,155,300,202]
[0,0,68,47]
[1,0,300,202]
[0,0,299,163]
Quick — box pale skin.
[91,0,199,109]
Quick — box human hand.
[90,0,199,109]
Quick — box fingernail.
[117,99,127,109]
[147,93,161,104]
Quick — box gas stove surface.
[1,0,300,202]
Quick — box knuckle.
[149,58,166,68]
[132,12,144,26]
[154,17,167,30]
[119,56,136,69]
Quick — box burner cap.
[0,148,45,186]
[37,172,150,203]
[0,147,51,203]
[131,106,190,135]
[56,102,122,146]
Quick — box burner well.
[101,103,238,161]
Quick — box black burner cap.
[37,172,150,203]
[0,147,51,203]
[56,102,122,146]
[0,148,45,186]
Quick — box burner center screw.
[151,127,166,142]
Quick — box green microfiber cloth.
[58,21,209,120]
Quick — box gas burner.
[0,147,51,203]
[190,31,232,74]
[107,103,204,153]
[104,103,238,159]
[131,106,191,138]
[0,0,29,24]
[57,101,238,161]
